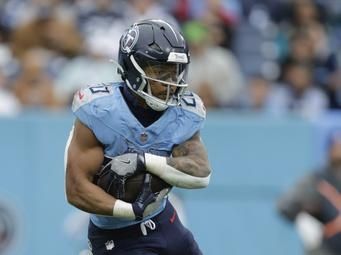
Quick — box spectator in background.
[291,0,325,27]
[280,0,341,110]
[283,30,314,66]
[305,24,337,87]
[282,28,338,92]
[0,69,20,116]
[123,0,179,28]
[0,22,14,79]
[238,74,271,112]
[267,61,328,119]
[10,6,82,59]
[77,0,180,60]
[168,0,241,26]
[77,0,125,60]
[277,129,341,255]
[55,0,126,106]
[0,0,76,30]
[54,46,121,106]
[183,20,244,108]
[276,0,338,90]
[326,70,341,110]
[168,0,241,49]
[11,48,58,109]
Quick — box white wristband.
[144,153,210,189]
[112,200,135,220]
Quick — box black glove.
[132,173,156,221]
[95,153,145,199]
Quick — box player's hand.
[95,153,146,199]
[143,188,170,217]
[106,153,145,177]
[132,173,156,220]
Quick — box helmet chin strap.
[145,99,168,111]
[122,74,167,111]
[144,82,168,111]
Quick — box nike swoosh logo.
[120,159,131,164]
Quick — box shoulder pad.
[72,84,114,112]
[179,91,206,118]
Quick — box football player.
[65,19,211,255]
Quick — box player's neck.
[120,85,164,127]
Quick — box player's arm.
[65,119,153,220]
[277,174,321,221]
[144,131,211,188]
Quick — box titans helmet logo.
[121,25,139,53]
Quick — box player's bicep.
[66,119,104,182]
[172,132,207,158]
[170,131,210,177]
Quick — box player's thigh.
[160,213,202,255]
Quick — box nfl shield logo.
[140,132,148,142]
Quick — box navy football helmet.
[118,19,190,111]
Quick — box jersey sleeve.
[170,92,206,143]
[180,91,206,120]
[71,84,113,129]
[179,91,206,136]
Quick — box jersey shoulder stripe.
[72,83,115,112]
[179,91,206,119]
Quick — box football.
[96,171,171,203]
[124,173,171,202]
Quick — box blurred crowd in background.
[0,0,341,119]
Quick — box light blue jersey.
[72,82,206,229]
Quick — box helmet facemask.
[128,55,188,111]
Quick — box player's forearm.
[167,155,210,177]
[67,180,139,220]
[66,177,116,216]
[166,131,211,178]
[144,153,211,188]
[66,170,138,220]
